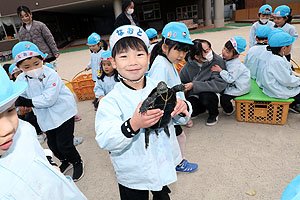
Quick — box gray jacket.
[180,52,227,96]
[18,20,59,58]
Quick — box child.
[245,25,272,80]
[249,4,274,48]
[85,32,108,82]
[211,37,251,115]
[95,25,191,200]
[93,50,119,111]
[148,22,198,173]
[0,65,87,199]
[9,63,22,81]
[259,29,300,113]
[12,41,84,181]
[272,5,298,62]
[145,28,159,53]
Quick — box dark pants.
[46,116,81,163]
[220,94,237,113]
[119,184,171,200]
[44,56,56,63]
[291,93,300,107]
[187,92,219,117]
[18,111,42,134]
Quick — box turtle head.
[157,81,168,94]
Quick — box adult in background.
[114,0,139,29]
[180,39,227,126]
[17,5,59,63]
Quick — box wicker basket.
[70,70,95,101]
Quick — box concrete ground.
[16,23,300,199]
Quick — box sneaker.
[37,133,46,144]
[289,104,300,114]
[206,115,218,126]
[176,159,198,173]
[186,120,193,128]
[223,107,235,116]
[72,160,84,182]
[59,160,73,174]
[73,137,84,146]
[74,115,81,122]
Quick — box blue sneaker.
[176,159,198,173]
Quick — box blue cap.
[281,174,300,200]
[145,28,157,40]
[256,25,272,38]
[268,28,285,40]
[229,36,247,54]
[162,22,193,45]
[100,50,112,61]
[259,4,272,14]
[45,63,54,69]
[268,30,295,47]
[109,25,149,50]
[273,5,290,17]
[12,41,47,64]
[0,65,27,113]
[8,63,21,75]
[87,32,101,45]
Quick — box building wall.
[1,0,90,16]
[245,0,265,9]
[266,0,300,6]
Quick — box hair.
[16,55,43,67]
[149,36,158,41]
[89,39,108,53]
[266,46,283,56]
[111,36,148,58]
[17,5,31,17]
[3,64,11,75]
[256,36,268,41]
[188,39,212,61]
[122,0,134,12]
[149,37,191,68]
[224,40,239,56]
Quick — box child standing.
[245,25,272,80]
[148,22,198,173]
[93,50,119,110]
[95,25,191,200]
[272,5,298,63]
[9,63,22,81]
[85,32,108,82]
[249,4,274,48]
[0,66,87,199]
[259,29,300,113]
[145,28,159,53]
[13,41,84,181]
[211,37,251,115]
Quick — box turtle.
[139,81,185,148]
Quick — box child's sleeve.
[272,60,300,87]
[95,97,137,153]
[249,24,256,48]
[31,73,62,108]
[16,74,29,98]
[93,79,105,98]
[219,64,241,83]
[290,26,298,39]
[172,95,192,125]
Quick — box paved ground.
[11,23,300,199]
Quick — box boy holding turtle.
[95,25,192,200]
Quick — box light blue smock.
[148,43,157,54]
[244,45,268,79]
[260,54,300,99]
[0,119,87,200]
[275,23,298,54]
[148,55,186,100]
[16,66,77,131]
[95,77,191,191]
[249,21,275,48]
[88,49,105,81]
[255,50,273,88]
[93,75,117,98]
[220,58,251,96]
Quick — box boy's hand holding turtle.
[130,102,164,132]
[211,64,222,72]
[171,98,189,117]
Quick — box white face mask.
[260,19,269,24]
[25,67,43,78]
[204,51,213,62]
[127,9,134,15]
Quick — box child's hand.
[171,98,189,117]
[184,82,193,92]
[85,66,90,71]
[211,65,222,72]
[130,102,164,131]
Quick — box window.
[176,5,198,20]
[137,3,161,21]
[0,16,21,41]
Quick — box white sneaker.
[37,133,46,144]
[223,107,235,116]
[73,137,84,146]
